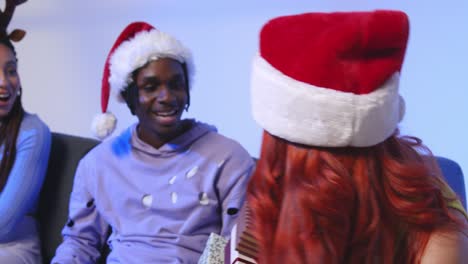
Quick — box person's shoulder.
[81,126,133,163]
[209,132,246,151]
[192,122,254,170]
[80,137,111,159]
[16,113,51,147]
[198,123,250,157]
[421,208,468,263]
[20,112,51,136]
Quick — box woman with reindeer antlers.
[0,0,51,263]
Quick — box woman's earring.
[17,89,21,96]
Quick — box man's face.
[134,58,188,145]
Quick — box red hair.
[247,130,464,263]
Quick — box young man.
[52,22,254,263]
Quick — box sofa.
[37,132,101,263]
[36,132,467,263]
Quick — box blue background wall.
[13,0,468,200]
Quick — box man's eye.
[142,84,157,92]
[7,69,17,76]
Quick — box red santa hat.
[251,10,409,147]
[92,21,194,139]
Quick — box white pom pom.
[91,112,117,139]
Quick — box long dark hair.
[0,40,24,191]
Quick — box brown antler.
[0,0,27,39]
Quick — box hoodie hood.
[130,119,216,157]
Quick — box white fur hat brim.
[251,55,405,147]
[109,29,195,96]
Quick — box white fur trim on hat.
[251,55,405,147]
[109,29,195,97]
[91,112,117,139]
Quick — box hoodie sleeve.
[215,144,255,238]
[0,118,51,239]
[52,158,109,264]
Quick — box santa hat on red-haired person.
[91,21,194,139]
[251,10,409,147]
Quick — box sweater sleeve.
[216,146,255,238]
[52,157,110,264]
[0,119,51,239]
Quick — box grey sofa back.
[37,132,100,263]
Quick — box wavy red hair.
[247,130,464,263]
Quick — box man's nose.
[156,85,173,102]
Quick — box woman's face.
[0,44,20,120]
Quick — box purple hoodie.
[52,120,255,264]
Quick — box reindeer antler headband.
[0,0,27,42]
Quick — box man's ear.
[121,83,138,115]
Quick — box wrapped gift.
[198,233,228,264]
[225,205,258,264]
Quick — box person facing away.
[51,21,255,264]
[235,10,468,264]
[0,0,52,263]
